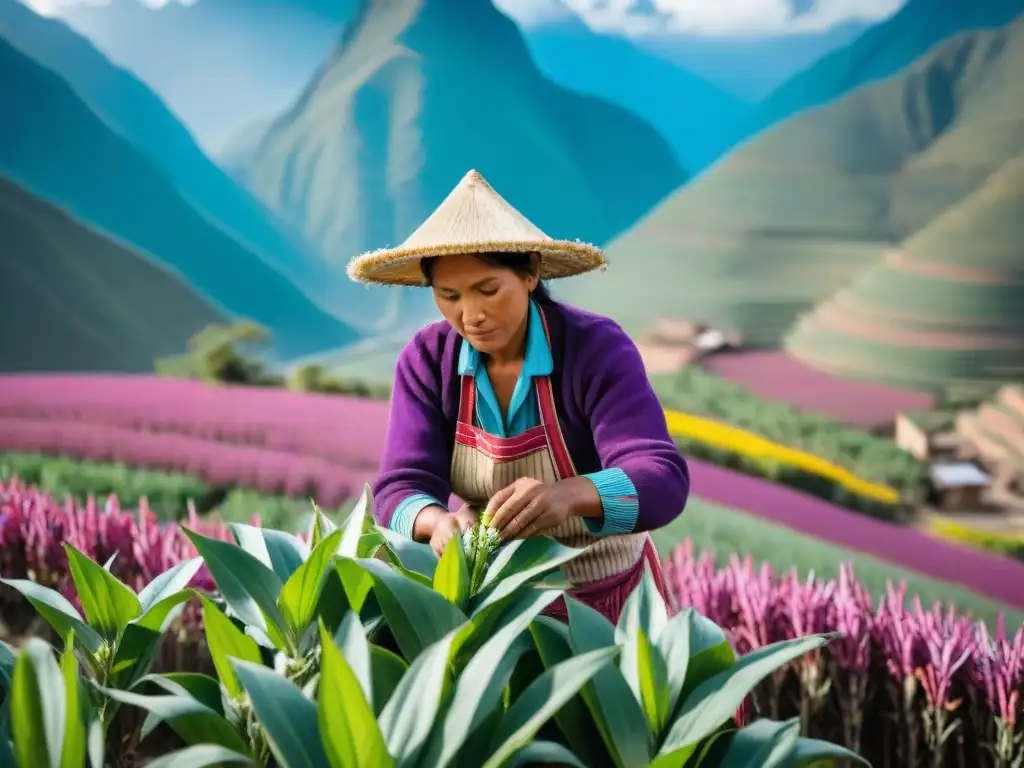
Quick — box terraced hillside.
[0,178,223,372]
[231,0,684,332]
[562,16,1024,346]
[956,385,1024,472]
[784,153,1024,389]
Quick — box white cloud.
[20,0,195,17]
[495,0,908,37]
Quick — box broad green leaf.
[11,638,64,768]
[100,687,248,752]
[338,485,371,558]
[335,559,374,615]
[529,618,609,768]
[355,558,466,661]
[616,566,669,645]
[433,532,470,606]
[333,613,373,705]
[377,528,438,579]
[505,741,587,768]
[278,529,344,632]
[232,659,330,768]
[657,609,734,722]
[791,735,871,766]
[369,646,408,716]
[131,589,192,634]
[358,531,388,559]
[0,580,103,654]
[310,500,338,549]
[141,744,253,768]
[230,524,309,582]
[109,617,181,691]
[709,718,800,767]
[196,594,262,700]
[621,627,670,737]
[474,538,584,611]
[566,598,652,768]
[137,673,225,716]
[60,634,86,768]
[427,589,560,766]
[0,640,15,687]
[87,716,104,768]
[378,629,459,762]
[63,543,142,638]
[660,634,835,754]
[318,623,393,768]
[136,557,203,619]
[484,646,619,768]
[183,529,289,648]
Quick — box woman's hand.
[485,477,601,542]
[416,504,480,557]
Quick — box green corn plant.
[529,567,870,767]
[152,586,617,768]
[1,634,104,768]
[0,548,201,734]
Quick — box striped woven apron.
[449,362,671,623]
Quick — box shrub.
[0,485,862,767]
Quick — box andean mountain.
[230,0,685,331]
[746,0,1024,140]
[58,0,355,151]
[59,0,747,175]
[1,0,323,292]
[521,15,749,172]
[562,14,1024,347]
[0,35,360,359]
[0,177,223,373]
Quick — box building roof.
[929,461,990,490]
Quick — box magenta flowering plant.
[664,543,1024,768]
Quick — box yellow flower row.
[663,409,902,505]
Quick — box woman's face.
[430,253,538,356]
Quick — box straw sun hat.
[346,169,606,286]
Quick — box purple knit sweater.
[373,300,690,533]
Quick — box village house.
[894,410,960,462]
[927,461,991,511]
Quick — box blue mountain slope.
[523,17,750,173]
[1,0,326,291]
[0,36,360,359]
[749,0,1024,136]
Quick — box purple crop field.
[2,374,1021,608]
[0,374,388,467]
[703,350,934,428]
[0,418,371,506]
[689,457,1024,609]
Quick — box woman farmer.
[350,169,689,623]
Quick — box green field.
[651,496,1024,629]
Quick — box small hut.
[927,461,991,510]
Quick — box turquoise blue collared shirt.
[390,301,640,538]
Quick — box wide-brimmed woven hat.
[346,169,606,286]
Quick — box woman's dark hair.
[420,252,552,303]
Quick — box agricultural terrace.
[1,374,1022,616]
